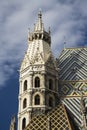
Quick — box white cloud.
[0,0,87,87]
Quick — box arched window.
[23,98,27,109]
[24,80,27,91]
[49,97,53,107]
[49,79,53,90]
[35,95,40,105]
[22,118,26,130]
[35,77,40,88]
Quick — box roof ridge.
[64,47,87,50]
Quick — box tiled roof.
[25,103,72,130]
[58,47,87,129]
[58,47,87,80]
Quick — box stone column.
[29,72,33,109]
[19,79,22,94]
[17,116,20,130]
[29,111,32,121]
[29,71,33,89]
[41,71,46,109]
[42,91,45,105]
[18,96,21,113]
[29,91,32,106]
[41,71,46,88]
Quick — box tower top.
[28,11,51,45]
[34,10,44,31]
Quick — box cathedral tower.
[18,11,58,130]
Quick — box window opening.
[35,95,40,105]
[35,77,40,88]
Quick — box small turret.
[10,115,16,130]
[28,10,51,45]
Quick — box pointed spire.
[34,9,44,31]
[38,8,42,29]
[10,115,16,130]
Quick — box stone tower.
[18,11,58,130]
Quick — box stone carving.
[30,49,44,64]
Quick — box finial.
[63,36,66,49]
[34,24,35,31]
[48,27,51,35]
[38,8,42,19]
[28,28,30,38]
[39,8,42,13]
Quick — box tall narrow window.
[49,97,53,107]
[23,98,27,109]
[49,79,53,90]
[22,118,26,130]
[35,95,40,105]
[24,80,27,91]
[35,77,40,88]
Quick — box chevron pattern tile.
[58,48,87,80]
[58,48,87,130]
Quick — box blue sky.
[0,0,87,130]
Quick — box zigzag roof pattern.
[58,47,87,81]
[58,47,87,130]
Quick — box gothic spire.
[28,10,51,45]
[34,9,44,31]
